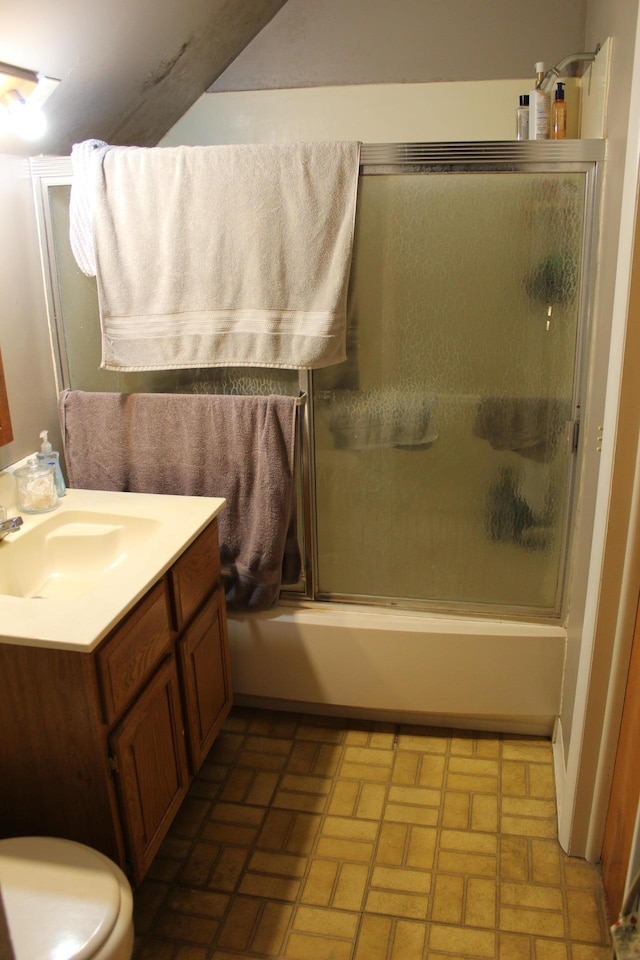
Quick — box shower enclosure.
[32,140,603,620]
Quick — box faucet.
[0,508,23,541]
[537,48,600,93]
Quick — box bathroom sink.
[0,483,225,650]
[0,510,161,599]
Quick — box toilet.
[0,837,134,960]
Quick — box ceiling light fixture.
[0,61,59,141]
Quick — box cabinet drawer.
[171,521,221,630]
[97,580,172,724]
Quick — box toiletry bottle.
[516,95,530,140]
[551,82,567,139]
[14,457,58,513]
[529,62,550,140]
[37,429,66,497]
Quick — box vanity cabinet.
[0,517,232,885]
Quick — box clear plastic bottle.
[516,95,530,140]
[551,82,567,139]
[37,430,66,497]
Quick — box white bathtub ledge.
[228,602,566,736]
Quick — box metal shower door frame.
[300,141,605,620]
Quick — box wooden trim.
[601,591,640,921]
[0,349,13,447]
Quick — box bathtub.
[227,601,566,736]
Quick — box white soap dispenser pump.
[37,430,66,497]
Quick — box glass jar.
[14,458,58,513]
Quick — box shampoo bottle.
[528,62,550,140]
[516,95,530,140]
[551,82,567,139]
[37,430,66,497]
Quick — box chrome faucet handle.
[0,515,23,540]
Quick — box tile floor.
[132,707,612,960]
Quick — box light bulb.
[1,88,47,140]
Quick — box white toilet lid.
[0,837,122,960]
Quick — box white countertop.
[0,487,225,652]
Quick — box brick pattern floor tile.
[132,708,611,959]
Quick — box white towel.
[70,138,108,277]
[69,141,361,371]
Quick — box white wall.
[0,155,60,470]
[0,0,289,156]
[162,80,582,145]
[210,0,587,91]
[561,4,636,763]
[555,0,640,857]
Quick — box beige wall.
[211,0,587,91]
[163,79,582,145]
[0,155,60,471]
[562,0,640,859]
[558,0,639,853]
[0,0,289,156]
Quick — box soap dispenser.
[37,430,66,497]
[551,82,567,139]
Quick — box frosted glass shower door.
[313,171,587,614]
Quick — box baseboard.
[234,693,556,737]
[553,716,571,852]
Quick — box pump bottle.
[551,82,567,139]
[37,430,66,497]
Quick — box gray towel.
[473,397,568,463]
[59,390,298,611]
[329,388,438,450]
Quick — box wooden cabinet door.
[109,655,190,883]
[602,592,640,922]
[178,585,232,773]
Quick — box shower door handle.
[566,419,580,455]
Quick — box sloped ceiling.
[0,0,288,157]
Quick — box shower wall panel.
[313,171,586,614]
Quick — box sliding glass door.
[313,168,589,615]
